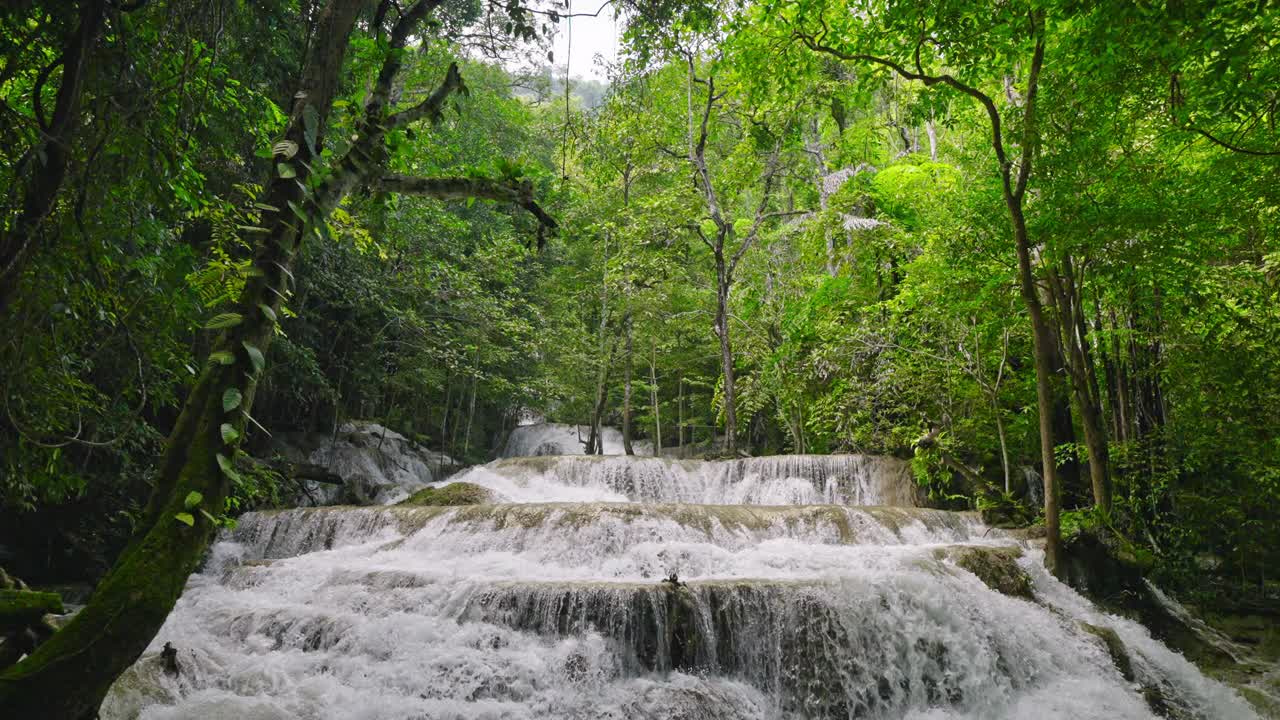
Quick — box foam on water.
[102,448,1262,719]
[449,453,920,506]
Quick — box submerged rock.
[1081,622,1135,682]
[942,546,1034,599]
[398,482,491,506]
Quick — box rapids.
[101,448,1262,719]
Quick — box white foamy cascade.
[449,454,920,506]
[103,444,1262,719]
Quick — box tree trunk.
[715,256,738,455]
[1009,201,1062,576]
[1045,260,1112,513]
[649,341,661,455]
[622,313,635,455]
[677,374,684,451]
[0,0,106,315]
[463,372,477,457]
[926,112,938,161]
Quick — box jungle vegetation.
[0,0,1276,715]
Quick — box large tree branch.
[729,140,785,276]
[1186,125,1280,156]
[375,174,558,230]
[386,61,465,129]
[364,0,446,127]
[687,60,726,230]
[1013,33,1045,199]
[794,28,1010,168]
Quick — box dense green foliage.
[2,0,1277,608]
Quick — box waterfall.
[502,422,653,457]
[102,446,1262,719]
[450,454,920,506]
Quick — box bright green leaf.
[222,388,242,412]
[205,313,243,330]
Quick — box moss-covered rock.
[398,482,491,506]
[1081,622,1135,681]
[1061,528,1155,605]
[0,590,64,631]
[943,546,1034,599]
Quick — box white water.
[103,449,1262,719]
[502,422,653,457]
[449,454,920,506]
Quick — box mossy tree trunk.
[0,2,555,716]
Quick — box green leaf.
[205,312,243,330]
[184,491,204,509]
[259,303,277,324]
[200,509,219,524]
[287,200,308,222]
[243,341,265,373]
[303,104,320,156]
[272,140,299,159]
[277,162,296,179]
[174,512,195,527]
[209,350,235,365]
[222,388,242,412]
[220,423,240,444]
[216,453,242,482]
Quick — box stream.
[101,433,1261,719]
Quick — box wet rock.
[270,422,457,506]
[1061,528,1155,606]
[942,546,1034,599]
[1080,622,1134,681]
[399,482,491,506]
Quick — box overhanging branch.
[386,61,466,129]
[376,174,558,230]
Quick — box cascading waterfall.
[502,422,653,458]
[102,447,1263,719]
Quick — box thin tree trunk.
[1045,260,1112,513]
[677,374,684,451]
[1012,207,1063,575]
[463,373,477,457]
[926,111,938,161]
[716,257,738,455]
[995,409,1011,494]
[622,313,634,455]
[649,341,661,455]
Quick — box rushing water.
[502,422,654,458]
[102,448,1262,719]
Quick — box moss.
[1080,622,1135,681]
[0,590,64,631]
[398,482,491,506]
[943,546,1034,599]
